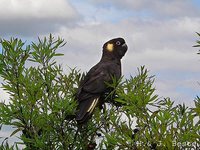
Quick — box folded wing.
[76,64,111,123]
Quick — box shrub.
[0,35,199,149]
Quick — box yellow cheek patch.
[106,43,113,52]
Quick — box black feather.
[75,37,128,123]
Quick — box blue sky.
[0,0,199,104]
[0,0,199,105]
[70,0,200,20]
[193,0,200,6]
[0,0,200,145]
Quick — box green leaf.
[53,53,64,56]
[196,32,200,37]
[10,128,23,137]
[193,44,200,47]
[0,35,199,149]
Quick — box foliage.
[0,35,199,149]
[193,32,200,54]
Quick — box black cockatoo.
[76,37,128,123]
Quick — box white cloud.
[0,0,199,107]
[0,83,10,104]
[0,0,79,36]
[91,0,200,18]
[56,16,200,70]
[52,15,200,104]
[0,0,77,20]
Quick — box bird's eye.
[116,41,121,45]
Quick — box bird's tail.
[76,97,99,124]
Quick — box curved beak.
[122,43,128,52]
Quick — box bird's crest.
[106,43,114,52]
